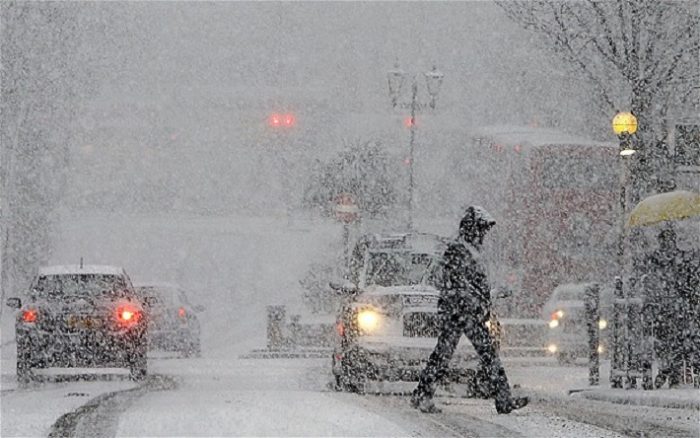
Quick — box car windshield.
[31,274,129,300]
[553,289,583,301]
[365,251,432,287]
[136,286,185,308]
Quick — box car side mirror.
[492,286,513,300]
[143,296,159,307]
[6,297,22,309]
[193,304,205,313]
[329,281,358,296]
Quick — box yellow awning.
[627,190,700,228]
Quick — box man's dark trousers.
[414,296,511,406]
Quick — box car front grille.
[403,312,441,338]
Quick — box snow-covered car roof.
[134,282,180,291]
[362,232,447,255]
[542,282,614,317]
[38,265,126,277]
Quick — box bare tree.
[303,139,400,219]
[0,2,129,307]
[497,0,700,200]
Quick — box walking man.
[411,206,528,414]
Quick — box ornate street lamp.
[387,63,405,108]
[386,62,444,230]
[424,66,444,109]
[610,110,639,388]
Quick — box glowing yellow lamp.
[612,112,638,136]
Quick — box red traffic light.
[269,113,296,128]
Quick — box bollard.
[627,276,643,388]
[585,283,600,386]
[289,314,301,347]
[267,305,286,350]
[610,276,624,388]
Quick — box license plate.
[68,315,100,329]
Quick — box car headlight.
[598,319,607,330]
[357,309,381,333]
[548,319,559,329]
[547,343,558,354]
[597,344,605,354]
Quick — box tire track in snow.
[48,374,177,438]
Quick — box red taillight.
[116,305,141,325]
[22,309,38,323]
[178,307,186,318]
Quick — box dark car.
[135,283,202,357]
[5,265,148,385]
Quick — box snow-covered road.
[3,342,699,437]
[77,355,629,437]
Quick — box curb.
[576,389,700,411]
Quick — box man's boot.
[495,396,529,414]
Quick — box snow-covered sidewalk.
[507,361,700,411]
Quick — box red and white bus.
[465,126,619,316]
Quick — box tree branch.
[550,3,617,112]
[567,3,629,79]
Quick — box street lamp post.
[611,111,638,388]
[387,63,444,230]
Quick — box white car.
[542,283,612,364]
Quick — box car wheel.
[129,342,148,381]
[331,355,345,391]
[191,339,202,358]
[342,352,368,394]
[16,336,35,386]
[333,373,344,391]
[180,346,191,358]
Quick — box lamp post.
[611,111,637,388]
[387,63,444,230]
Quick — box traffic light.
[269,113,296,128]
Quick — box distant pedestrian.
[411,206,528,414]
[678,248,700,387]
[643,227,685,388]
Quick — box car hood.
[361,284,439,297]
